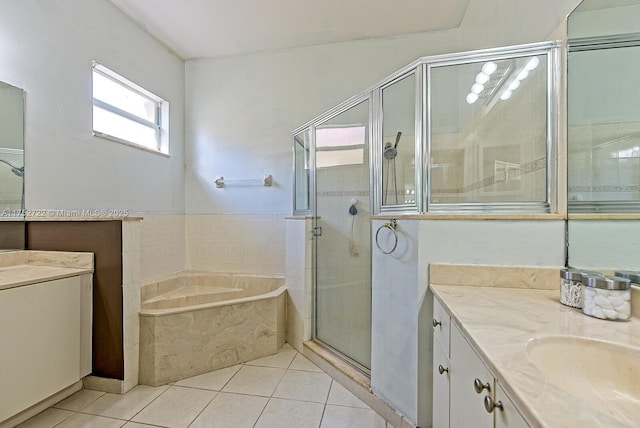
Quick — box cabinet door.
[495,384,529,428]
[433,298,451,355]
[432,342,450,428]
[450,324,493,428]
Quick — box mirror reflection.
[0,81,25,216]
[567,0,640,272]
[567,0,640,211]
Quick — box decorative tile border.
[317,190,369,197]
[569,185,640,192]
[435,156,546,194]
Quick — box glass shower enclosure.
[313,98,372,371]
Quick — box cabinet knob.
[432,319,441,328]
[473,378,491,394]
[438,364,449,375]
[484,396,503,413]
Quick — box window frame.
[92,62,169,155]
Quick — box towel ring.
[375,219,398,255]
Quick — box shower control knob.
[432,319,441,328]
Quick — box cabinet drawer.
[432,342,450,428]
[433,297,451,356]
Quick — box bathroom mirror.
[0,80,25,249]
[566,0,640,270]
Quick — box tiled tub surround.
[430,264,640,427]
[139,272,287,386]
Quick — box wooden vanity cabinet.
[432,298,528,428]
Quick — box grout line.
[121,385,172,422]
[252,397,271,428]
[49,408,76,428]
[184,390,219,428]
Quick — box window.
[92,62,169,154]
[315,124,366,168]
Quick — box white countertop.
[430,284,640,428]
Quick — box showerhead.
[383,131,402,160]
[383,142,397,159]
[0,158,23,177]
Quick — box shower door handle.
[312,226,323,237]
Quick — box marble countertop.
[0,264,93,291]
[430,285,640,428]
[0,251,93,291]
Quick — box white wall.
[185,30,458,215]
[0,0,185,214]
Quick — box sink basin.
[526,335,640,425]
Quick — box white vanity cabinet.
[450,323,494,427]
[432,298,451,427]
[494,384,529,428]
[0,269,93,426]
[432,298,528,428]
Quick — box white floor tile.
[54,390,106,412]
[131,386,216,428]
[245,347,297,369]
[174,364,241,391]
[320,405,386,428]
[326,381,369,409]
[190,392,268,428]
[221,365,286,397]
[254,398,324,428]
[80,385,169,420]
[16,346,390,428]
[289,353,323,372]
[272,370,332,403]
[16,408,74,428]
[55,413,127,428]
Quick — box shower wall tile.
[186,214,285,276]
[140,215,186,281]
[285,217,313,352]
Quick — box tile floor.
[18,344,390,428]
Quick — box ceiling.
[109,0,471,60]
[574,0,640,11]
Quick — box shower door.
[314,99,372,370]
